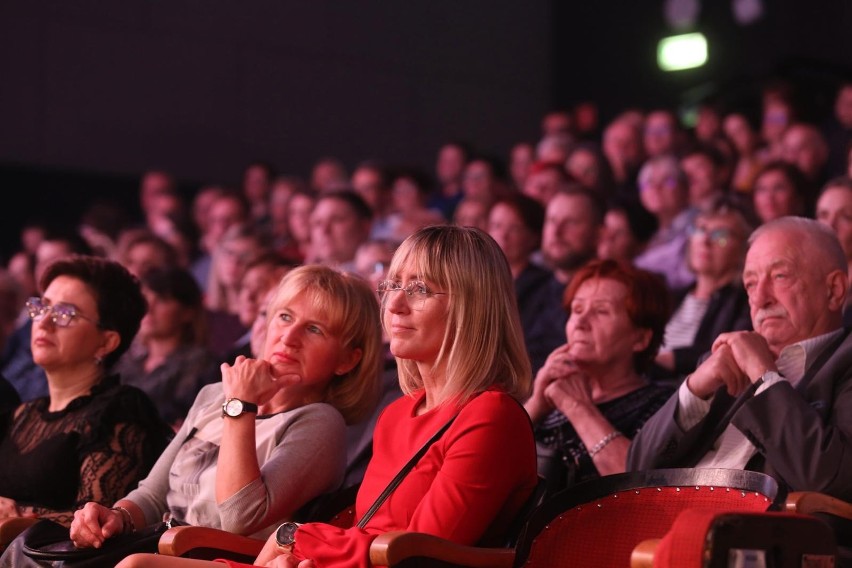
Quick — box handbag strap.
[356,412,459,529]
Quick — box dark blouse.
[534,382,674,494]
[0,375,171,526]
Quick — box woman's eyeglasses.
[688,225,734,248]
[376,281,447,310]
[25,297,101,328]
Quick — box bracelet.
[111,506,136,535]
[588,430,623,457]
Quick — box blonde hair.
[386,225,531,405]
[266,264,382,424]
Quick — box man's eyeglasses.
[25,297,101,328]
[688,225,734,247]
[376,280,447,310]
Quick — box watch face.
[224,398,244,417]
[276,522,299,547]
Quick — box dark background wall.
[2,1,852,261]
[0,1,552,259]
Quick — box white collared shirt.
[675,329,843,469]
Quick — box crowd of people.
[1,75,852,566]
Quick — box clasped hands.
[527,344,594,421]
[687,331,777,400]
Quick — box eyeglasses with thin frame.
[376,280,447,310]
[25,297,102,328]
[688,225,734,248]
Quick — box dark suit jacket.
[627,327,852,501]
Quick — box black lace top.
[535,382,674,494]
[0,375,172,526]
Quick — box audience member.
[204,224,268,361]
[723,111,767,194]
[64,265,382,558]
[1,231,93,401]
[114,229,179,279]
[651,197,753,385]
[680,143,729,209]
[190,190,250,291]
[508,141,536,190]
[488,194,566,374]
[284,189,317,264]
[225,252,292,361]
[525,259,674,495]
[429,140,471,219]
[540,186,603,285]
[824,80,852,178]
[815,176,852,327]
[0,270,24,356]
[597,196,658,265]
[522,160,572,205]
[306,190,374,271]
[386,168,445,243]
[242,161,276,225]
[310,156,349,194]
[351,160,394,240]
[602,113,645,194]
[633,154,698,291]
[628,217,852,505]
[643,109,683,159]
[565,141,616,199]
[0,256,170,531]
[114,266,219,429]
[780,122,830,200]
[751,159,808,224]
[452,196,491,231]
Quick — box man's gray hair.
[749,216,847,273]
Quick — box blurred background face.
[604,121,642,172]
[597,209,638,263]
[688,213,744,278]
[436,144,466,185]
[723,113,756,154]
[462,160,494,201]
[217,236,259,290]
[351,167,385,211]
[638,165,685,218]
[542,193,598,270]
[681,153,718,205]
[453,199,490,231]
[237,264,281,327]
[139,288,189,342]
[287,194,315,244]
[753,169,799,223]
[124,242,172,279]
[523,167,562,205]
[816,185,852,262]
[392,177,423,213]
[762,99,792,144]
[243,165,272,203]
[309,198,368,264]
[205,197,246,251]
[510,143,535,188]
[355,242,394,294]
[643,112,676,157]
[488,203,537,267]
[566,148,600,190]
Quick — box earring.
[94,355,104,365]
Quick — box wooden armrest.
[158,526,265,558]
[786,491,852,520]
[630,538,661,568]
[369,531,515,567]
[0,517,39,548]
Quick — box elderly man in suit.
[628,216,852,502]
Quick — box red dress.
[218,388,538,567]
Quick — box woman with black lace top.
[0,255,171,528]
[524,259,674,495]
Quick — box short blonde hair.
[385,225,531,405]
[266,265,382,424]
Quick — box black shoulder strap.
[356,412,458,529]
